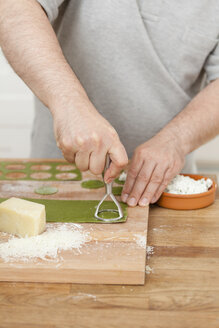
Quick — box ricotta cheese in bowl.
[165,175,213,195]
[157,174,217,210]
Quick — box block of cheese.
[0,198,46,237]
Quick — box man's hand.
[121,133,185,206]
[52,97,128,181]
[122,78,219,207]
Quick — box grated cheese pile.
[165,175,213,195]
[0,223,90,262]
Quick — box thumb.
[104,142,128,183]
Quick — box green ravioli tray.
[0,161,82,181]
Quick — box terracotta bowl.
[157,174,217,210]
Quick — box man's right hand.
[0,1,128,181]
[52,96,128,182]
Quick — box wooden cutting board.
[0,159,149,285]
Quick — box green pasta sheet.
[81,180,123,196]
[112,186,123,196]
[0,198,127,224]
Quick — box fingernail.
[127,197,136,206]
[122,193,129,202]
[139,197,149,207]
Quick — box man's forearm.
[158,79,219,154]
[0,0,128,178]
[0,0,88,112]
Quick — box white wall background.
[0,48,34,158]
[0,48,219,168]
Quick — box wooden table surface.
[0,178,218,328]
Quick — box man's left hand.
[121,133,185,207]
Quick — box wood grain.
[0,159,148,285]
[0,168,218,327]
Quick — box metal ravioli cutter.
[94,154,123,222]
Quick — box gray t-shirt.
[33,0,219,172]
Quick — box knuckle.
[82,137,91,149]
[151,174,162,184]
[128,168,139,179]
[63,154,74,163]
[75,162,85,172]
[88,131,100,146]
[130,191,141,200]
[89,160,105,175]
[74,135,84,147]
[162,179,169,187]
[74,135,92,150]
[77,165,84,171]
[138,172,149,182]
[61,137,72,151]
[79,165,89,172]
[90,166,102,175]
[143,191,153,201]
[96,165,104,175]
[92,135,101,146]
[116,158,128,168]
[122,184,131,194]
[122,187,128,194]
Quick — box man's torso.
[32,0,219,171]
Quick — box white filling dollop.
[118,172,127,181]
[165,175,213,195]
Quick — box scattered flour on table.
[119,172,127,181]
[165,175,212,194]
[146,246,154,257]
[146,265,154,275]
[134,234,146,248]
[1,183,34,193]
[0,223,90,262]
[73,293,97,301]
